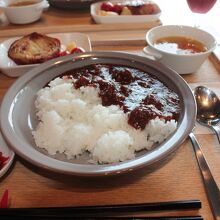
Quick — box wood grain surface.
[1,37,220,220]
[1,1,220,219]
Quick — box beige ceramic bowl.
[144,25,217,74]
[0,0,49,24]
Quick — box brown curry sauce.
[61,64,180,130]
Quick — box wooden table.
[1,1,220,219]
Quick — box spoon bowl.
[194,86,220,142]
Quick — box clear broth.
[154,36,207,55]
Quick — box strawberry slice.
[70,47,85,54]
[59,51,69,57]
[112,4,123,14]
[100,2,114,11]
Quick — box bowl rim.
[4,0,46,8]
[0,51,196,176]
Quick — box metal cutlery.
[189,132,220,220]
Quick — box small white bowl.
[143,25,217,74]
[0,0,49,24]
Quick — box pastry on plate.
[8,32,61,65]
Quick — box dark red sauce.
[61,64,180,130]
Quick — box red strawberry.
[112,4,123,14]
[70,47,85,54]
[59,51,69,57]
[100,2,114,11]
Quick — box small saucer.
[0,131,14,178]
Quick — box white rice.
[33,77,177,164]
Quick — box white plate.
[0,32,92,77]
[0,131,14,178]
[91,0,161,24]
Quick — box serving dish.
[0,0,49,24]
[90,0,161,24]
[0,51,196,176]
[0,32,92,77]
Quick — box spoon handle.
[189,132,220,220]
[212,125,220,144]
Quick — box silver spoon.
[194,86,220,143]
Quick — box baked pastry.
[8,32,61,65]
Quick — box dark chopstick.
[0,215,204,220]
[0,200,201,217]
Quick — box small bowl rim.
[3,0,45,8]
[146,24,217,57]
